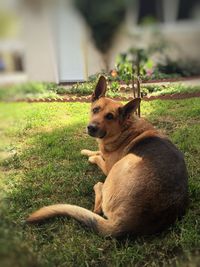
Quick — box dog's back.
[126,135,188,234]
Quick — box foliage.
[141,84,200,97]
[1,82,200,102]
[88,71,108,82]
[0,82,58,101]
[113,31,171,84]
[114,28,200,83]
[115,48,157,85]
[61,80,121,97]
[147,70,181,81]
[115,53,132,84]
[74,0,126,54]
[1,80,200,103]
[156,58,200,78]
[0,99,200,266]
[109,81,120,93]
[70,81,96,95]
[115,52,200,83]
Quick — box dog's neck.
[98,117,158,154]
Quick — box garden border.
[13,91,200,103]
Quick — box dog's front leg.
[89,155,108,175]
[81,149,101,157]
[93,182,103,214]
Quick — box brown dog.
[27,76,188,237]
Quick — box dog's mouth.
[87,129,106,139]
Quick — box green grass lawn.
[0,99,200,267]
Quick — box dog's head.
[87,76,141,139]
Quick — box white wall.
[56,0,87,82]
[22,0,58,82]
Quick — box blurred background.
[0,0,200,85]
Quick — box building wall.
[56,0,87,82]
[22,0,58,82]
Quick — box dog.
[27,76,188,237]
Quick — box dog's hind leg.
[93,182,103,215]
[81,149,101,157]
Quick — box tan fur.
[27,76,188,237]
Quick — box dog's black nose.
[87,124,98,133]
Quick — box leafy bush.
[0,82,58,101]
[71,82,95,95]
[115,49,151,85]
[57,80,121,97]
[141,84,200,96]
[114,44,200,82]
[109,81,120,93]
[156,58,200,78]
[146,70,181,81]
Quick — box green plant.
[0,82,58,101]
[109,81,120,93]
[141,84,200,96]
[70,82,95,95]
[156,58,200,77]
[115,48,154,85]
[115,53,132,84]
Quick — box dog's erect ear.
[119,98,141,119]
[92,76,107,102]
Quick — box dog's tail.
[26,204,120,237]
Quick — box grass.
[0,98,200,267]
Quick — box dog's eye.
[105,113,114,120]
[92,107,100,114]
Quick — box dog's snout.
[87,124,98,133]
[87,123,106,138]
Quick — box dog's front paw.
[81,149,91,156]
[88,156,97,164]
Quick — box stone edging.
[13,92,200,103]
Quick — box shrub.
[60,82,95,96]
[156,58,200,78]
[0,82,58,101]
[109,81,120,93]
